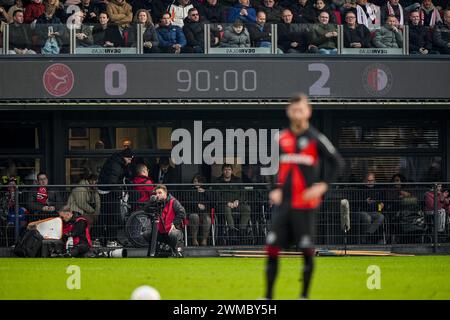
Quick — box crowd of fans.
[0,0,449,54]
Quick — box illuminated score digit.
[176,70,258,92]
[308,63,330,96]
[105,64,127,95]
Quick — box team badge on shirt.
[297,137,309,150]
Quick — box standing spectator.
[419,0,442,27]
[8,9,37,54]
[106,0,133,28]
[289,0,316,24]
[198,0,228,23]
[408,9,434,54]
[187,174,212,246]
[97,148,134,247]
[355,0,379,30]
[373,14,403,48]
[78,0,101,24]
[144,184,186,257]
[25,171,63,221]
[308,11,338,54]
[131,8,161,52]
[215,164,252,233]
[277,8,309,53]
[313,0,337,24]
[432,9,450,54]
[131,163,155,207]
[4,177,28,235]
[257,0,282,23]
[151,156,177,184]
[168,0,194,27]
[380,0,405,25]
[227,0,256,24]
[220,18,251,46]
[23,0,45,24]
[343,10,371,48]
[247,11,272,47]
[156,12,188,53]
[183,7,219,52]
[35,3,65,54]
[424,184,450,213]
[67,174,101,226]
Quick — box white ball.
[131,285,161,300]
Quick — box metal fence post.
[433,183,438,253]
[14,184,20,242]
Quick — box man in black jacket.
[8,10,37,54]
[97,148,134,247]
[277,8,308,53]
[343,10,371,48]
[247,11,272,47]
[183,8,219,52]
[197,0,228,23]
[408,10,433,54]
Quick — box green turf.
[0,256,449,300]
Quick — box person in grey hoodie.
[220,19,251,47]
[373,14,403,48]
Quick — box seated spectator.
[156,12,188,53]
[74,11,94,47]
[313,0,337,24]
[67,174,100,226]
[373,14,403,48]
[289,0,317,24]
[256,0,282,23]
[198,0,228,23]
[338,0,357,17]
[92,11,111,46]
[220,18,251,47]
[248,11,272,47]
[343,10,371,48]
[419,0,442,28]
[151,156,177,185]
[277,8,309,53]
[129,0,160,23]
[131,8,161,53]
[35,4,65,54]
[183,7,219,52]
[45,0,66,23]
[380,0,405,25]
[408,9,434,54]
[7,0,24,23]
[187,174,212,246]
[308,11,338,54]
[432,9,450,54]
[227,0,256,24]
[106,0,133,30]
[59,205,92,257]
[23,0,45,24]
[355,0,379,30]
[8,10,37,54]
[215,164,251,233]
[168,0,194,28]
[143,184,185,257]
[25,171,63,221]
[131,163,155,207]
[78,0,101,25]
[4,177,28,234]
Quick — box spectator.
[257,0,282,23]
[23,0,45,24]
[424,183,450,213]
[355,0,379,30]
[183,7,220,52]
[92,11,111,46]
[373,14,403,48]
[289,0,316,24]
[35,3,65,54]
[215,164,251,233]
[248,11,272,47]
[156,12,188,53]
[74,11,95,47]
[106,0,133,29]
[357,172,385,244]
[198,0,228,23]
[78,0,101,25]
[144,184,185,257]
[59,206,92,257]
[131,163,155,207]
[25,171,63,221]
[380,0,405,25]
[313,0,337,24]
[220,18,251,47]
[308,11,338,54]
[67,174,101,226]
[44,0,66,23]
[129,0,159,23]
[0,4,12,23]
[277,8,309,53]
[7,0,24,23]
[168,0,194,27]
[419,0,442,27]
[187,174,212,246]
[227,0,256,24]
[432,9,450,54]
[97,148,134,247]
[8,10,37,54]
[151,156,177,184]
[131,8,161,52]
[343,10,371,48]
[408,9,434,54]
[4,177,28,234]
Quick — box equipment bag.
[13,229,44,257]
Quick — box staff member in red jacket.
[59,206,92,257]
[131,163,155,208]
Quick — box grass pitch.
[1,256,449,300]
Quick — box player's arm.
[269,132,283,205]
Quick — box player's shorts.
[266,203,316,249]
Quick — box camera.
[143,195,164,217]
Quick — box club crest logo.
[362,64,394,96]
[43,63,74,97]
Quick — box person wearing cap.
[96,148,134,247]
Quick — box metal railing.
[1,182,449,250]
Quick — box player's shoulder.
[307,126,337,153]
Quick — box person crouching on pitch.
[151,184,186,258]
[265,93,344,299]
[59,206,92,257]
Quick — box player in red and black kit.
[265,93,344,299]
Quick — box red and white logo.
[43,63,74,97]
[362,64,394,96]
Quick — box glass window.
[0,127,41,150]
[68,128,114,150]
[65,158,107,184]
[0,158,41,184]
